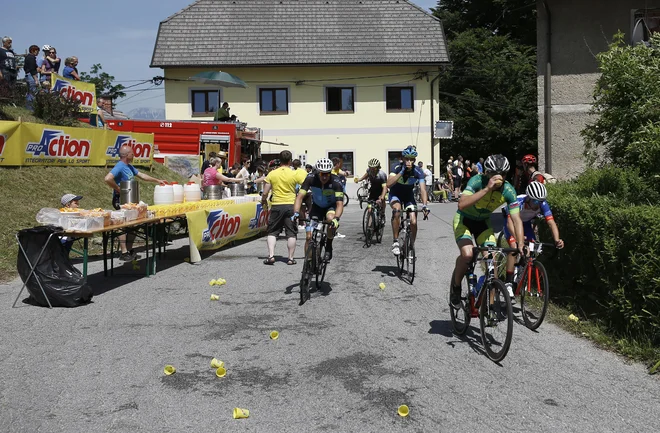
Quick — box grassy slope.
[0,164,188,282]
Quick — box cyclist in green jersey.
[450,154,526,307]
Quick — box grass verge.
[546,302,660,375]
[0,164,188,282]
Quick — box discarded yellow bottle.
[210,294,220,301]
[210,358,224,369]
[233,408,250,419]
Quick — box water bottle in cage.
[468,273,477,296]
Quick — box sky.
[3,0,438,114]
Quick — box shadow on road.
[372,265,398,277]
[428,320,491,360]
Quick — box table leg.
[102,232,108,277]
[152,224,157,275]
[83,237,88,278]
[145,225,150,277]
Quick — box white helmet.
[42,44,52,52]
[526,181,547,201]
[315,158,333,173]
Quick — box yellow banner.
[0,121,154,166]
[186,201,270,262]
[51,73,97,113]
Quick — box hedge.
[540,167,660,344]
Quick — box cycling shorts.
[368,184,384,201]
[503,221,536,245]
[306,204,335,232]
[453,213,496,246]
[389,186,415,208]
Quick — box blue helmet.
[401,146,418,158]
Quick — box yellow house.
[150,0,449,177]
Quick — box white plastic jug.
[172,183,184,204]
[154,184,174,205]
[184,182,202,202]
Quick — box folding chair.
[13,227,61,309]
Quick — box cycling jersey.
[366,169,388,187]
[299,173,344,208]
[389,165,426,188]
[458,174,520,221]
[504,194,553,223]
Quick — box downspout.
[430,72,441,179]
[542,0,552,174]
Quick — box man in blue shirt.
[104,145,165,261]
[476,158,484,174]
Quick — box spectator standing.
[24,45,40,107]
[0,36,18,84]
[201,151,217,175]
[97,95,129,120]
[236,159,251,184]
[62,57,80,80]
[38,45,60,88]
[214,102,231,121]
[104,145,166,261]
[261,150,308,265]
[423,163,433,196]
[452,156,463,198]
[202,157,240,188]
[476,157,484,174]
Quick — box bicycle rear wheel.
[396,230,406,274]
[375,208,384,244]
[343,193,350,207]
[479,279,513,362]
[300,242,314,305]
[406,234,415,284]
[520,261,550,330]
[357,187,367,208]
[448,271,471,335]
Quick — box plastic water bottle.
[467,273,477,296]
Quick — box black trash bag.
[16,226,93,307]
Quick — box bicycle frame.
[467,246,518,317]
[514,242,553,297]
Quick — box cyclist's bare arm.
[510,211,525,254]
[386,172,402,188]
[357,173,368,182]
[547,218,564,248]
[420,182,429,207]
[334,200,344,220]
[458,174,501,211]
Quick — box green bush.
[541,168,660,343]
[32,91,82,127]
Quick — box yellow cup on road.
[269,330,279,340]
[210,358,224,369]
[379,282,386,290]
[164,365,176,375]
[233,408,250,419]
[210,294,220,301]
[216,367,227,378]
[397,405,409,417]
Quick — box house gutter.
[542,0,552,174]
[430,72,441,178]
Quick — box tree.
[582,32,660,170]
[79,64,126,99]
[433,0,537,46]
[437,29,538,164]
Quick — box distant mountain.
[127,107,166,120]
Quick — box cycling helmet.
[401,146,418,158]
[368,158,380,168]
[521,154,537,165]
[42,44,52,52]
[484,154,510,173]
[268,159,280,169]
[526,181,547,201]
[315,158,333,173]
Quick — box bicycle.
[356,180,370,208]
[362,199,385,247]
[396,206,417,283]
[449,245,518,362]
[496,211,552,330]
[299,216,329,305]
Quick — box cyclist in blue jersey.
[501,181,564,296]
[292,158,344,262]
[386,146,428,256]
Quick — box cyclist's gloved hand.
[291,212,300,222]
[331,218,340,229]
[398,164,406,175]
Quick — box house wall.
[537,0,660,178]
[162,65,443,177]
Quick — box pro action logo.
[106,135,153,159]
[248,203,270,230]
[25,129,91,158]
[52,79,94,107]
[202,210,241,243]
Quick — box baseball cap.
[61,194,83,207]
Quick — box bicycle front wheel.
[343,193,350,207]
[316,240,328,289]
[479,279,513,362]
[362,207,373,246]
[520,261,550,330]
[406,234,415,284]
[375,208,384,244]
[300,243,314,305]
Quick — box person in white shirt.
[423,164,433,197]
[236,159,251,185]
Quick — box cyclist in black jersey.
[292,158,345,262]
[354,158,388,214]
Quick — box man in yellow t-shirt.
[261,150,309,265]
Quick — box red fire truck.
[105,119,263,167]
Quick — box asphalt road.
[1,203,658,433]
